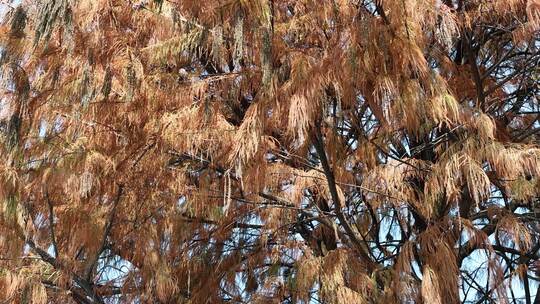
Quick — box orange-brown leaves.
[0,0,539,303]
[528,0,540,28]
[295,249,372,303]
[421,265,442,304]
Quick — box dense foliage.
[0,0,539,303]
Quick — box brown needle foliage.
[0,0,539,303]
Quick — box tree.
[0,0,539,303]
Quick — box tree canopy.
[0,0,540,303]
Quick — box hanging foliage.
[0,0,539,303]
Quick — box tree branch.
[46,191,59,258]
[84,184,124,282]
[312,125,376,272]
